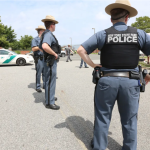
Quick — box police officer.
[66,45,73,62]
[31,25,45,92]
[40,15,60,110]
[77,0,150,149]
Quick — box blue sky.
[0,0,150,46]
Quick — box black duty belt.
[103,72,130,78]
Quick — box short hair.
[110,8,129,21]
[44,21,54,29]
[37,29,42,34]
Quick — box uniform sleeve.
[81,30,106,54]
[138,29,150,56]
[42,33,54,46]
[31,38,37,48]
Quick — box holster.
[40,55,43,61]
[34,56,39,64]
[45,55,56,67]
[92,67,101,84]
[129,71,140,80]
[139,65,146,92]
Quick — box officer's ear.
[125,15,129,24]
[111,18,113,23]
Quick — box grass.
[139,56,147,59]
[139,61,150,70]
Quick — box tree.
[3,25,17,43]
[131,16,150,33]
[9,41,20,50]
[131,16,150,64]
[0,20,9,48]
[19,35,33,50]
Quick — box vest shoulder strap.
[40,30,49,44]
[40,31,59,46]
[51,33,59,45]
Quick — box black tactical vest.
[39,30,61,59]
[101,26,140,69]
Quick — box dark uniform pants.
[93,77,140,150]
[36,58,45,89]
[44,60,57,105]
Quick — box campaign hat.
[41,15,59,24]
[35,25,45,30]
[105,0,138,17]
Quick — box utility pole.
[92,28,95,34]
[70,37,72,49]
[92,28,98,53]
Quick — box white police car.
[0,49,34,66]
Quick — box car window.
[0,50,9,55]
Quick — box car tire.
[17,58,26,66]
[62,53,65,57]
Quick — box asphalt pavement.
[0,54,150,150]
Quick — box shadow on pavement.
[31,68,36,70]
[28,83,36,90]
[28,83,45,105]
[75,66,89,68]
[33,92,45,105]
[55,116,122,150]
[0,64,33,67]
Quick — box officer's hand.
[145,74,150,85]
[94,64,102,68]
[54,53,58,59]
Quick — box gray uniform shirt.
[42,29,56,48]
[31,36,43,56]
[82,22,150,72]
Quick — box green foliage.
[3,25,17,43]
[19,35,33,50]
[0,17,32,50]
[0,21,9,48]
[73,50,77,54]
[9,41,20,50]
[131,16,150,33]
[139,61,150,69]
[0,35,9,48]
[15,50,21,54]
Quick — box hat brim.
[41,19,59,24]
[105,3,138,18]
[35,28,46,31]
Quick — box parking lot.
[0,54,150,150]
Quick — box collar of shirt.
[113,22,127,31]
[45,29,52,33]
[36,36,40,40]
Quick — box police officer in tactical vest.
[31,25,45,92]
[40,15,60,110]
[77,0,150,149]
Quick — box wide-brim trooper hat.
[35,25,46,31]
[105,0,138,18]
[41,15,59,24]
